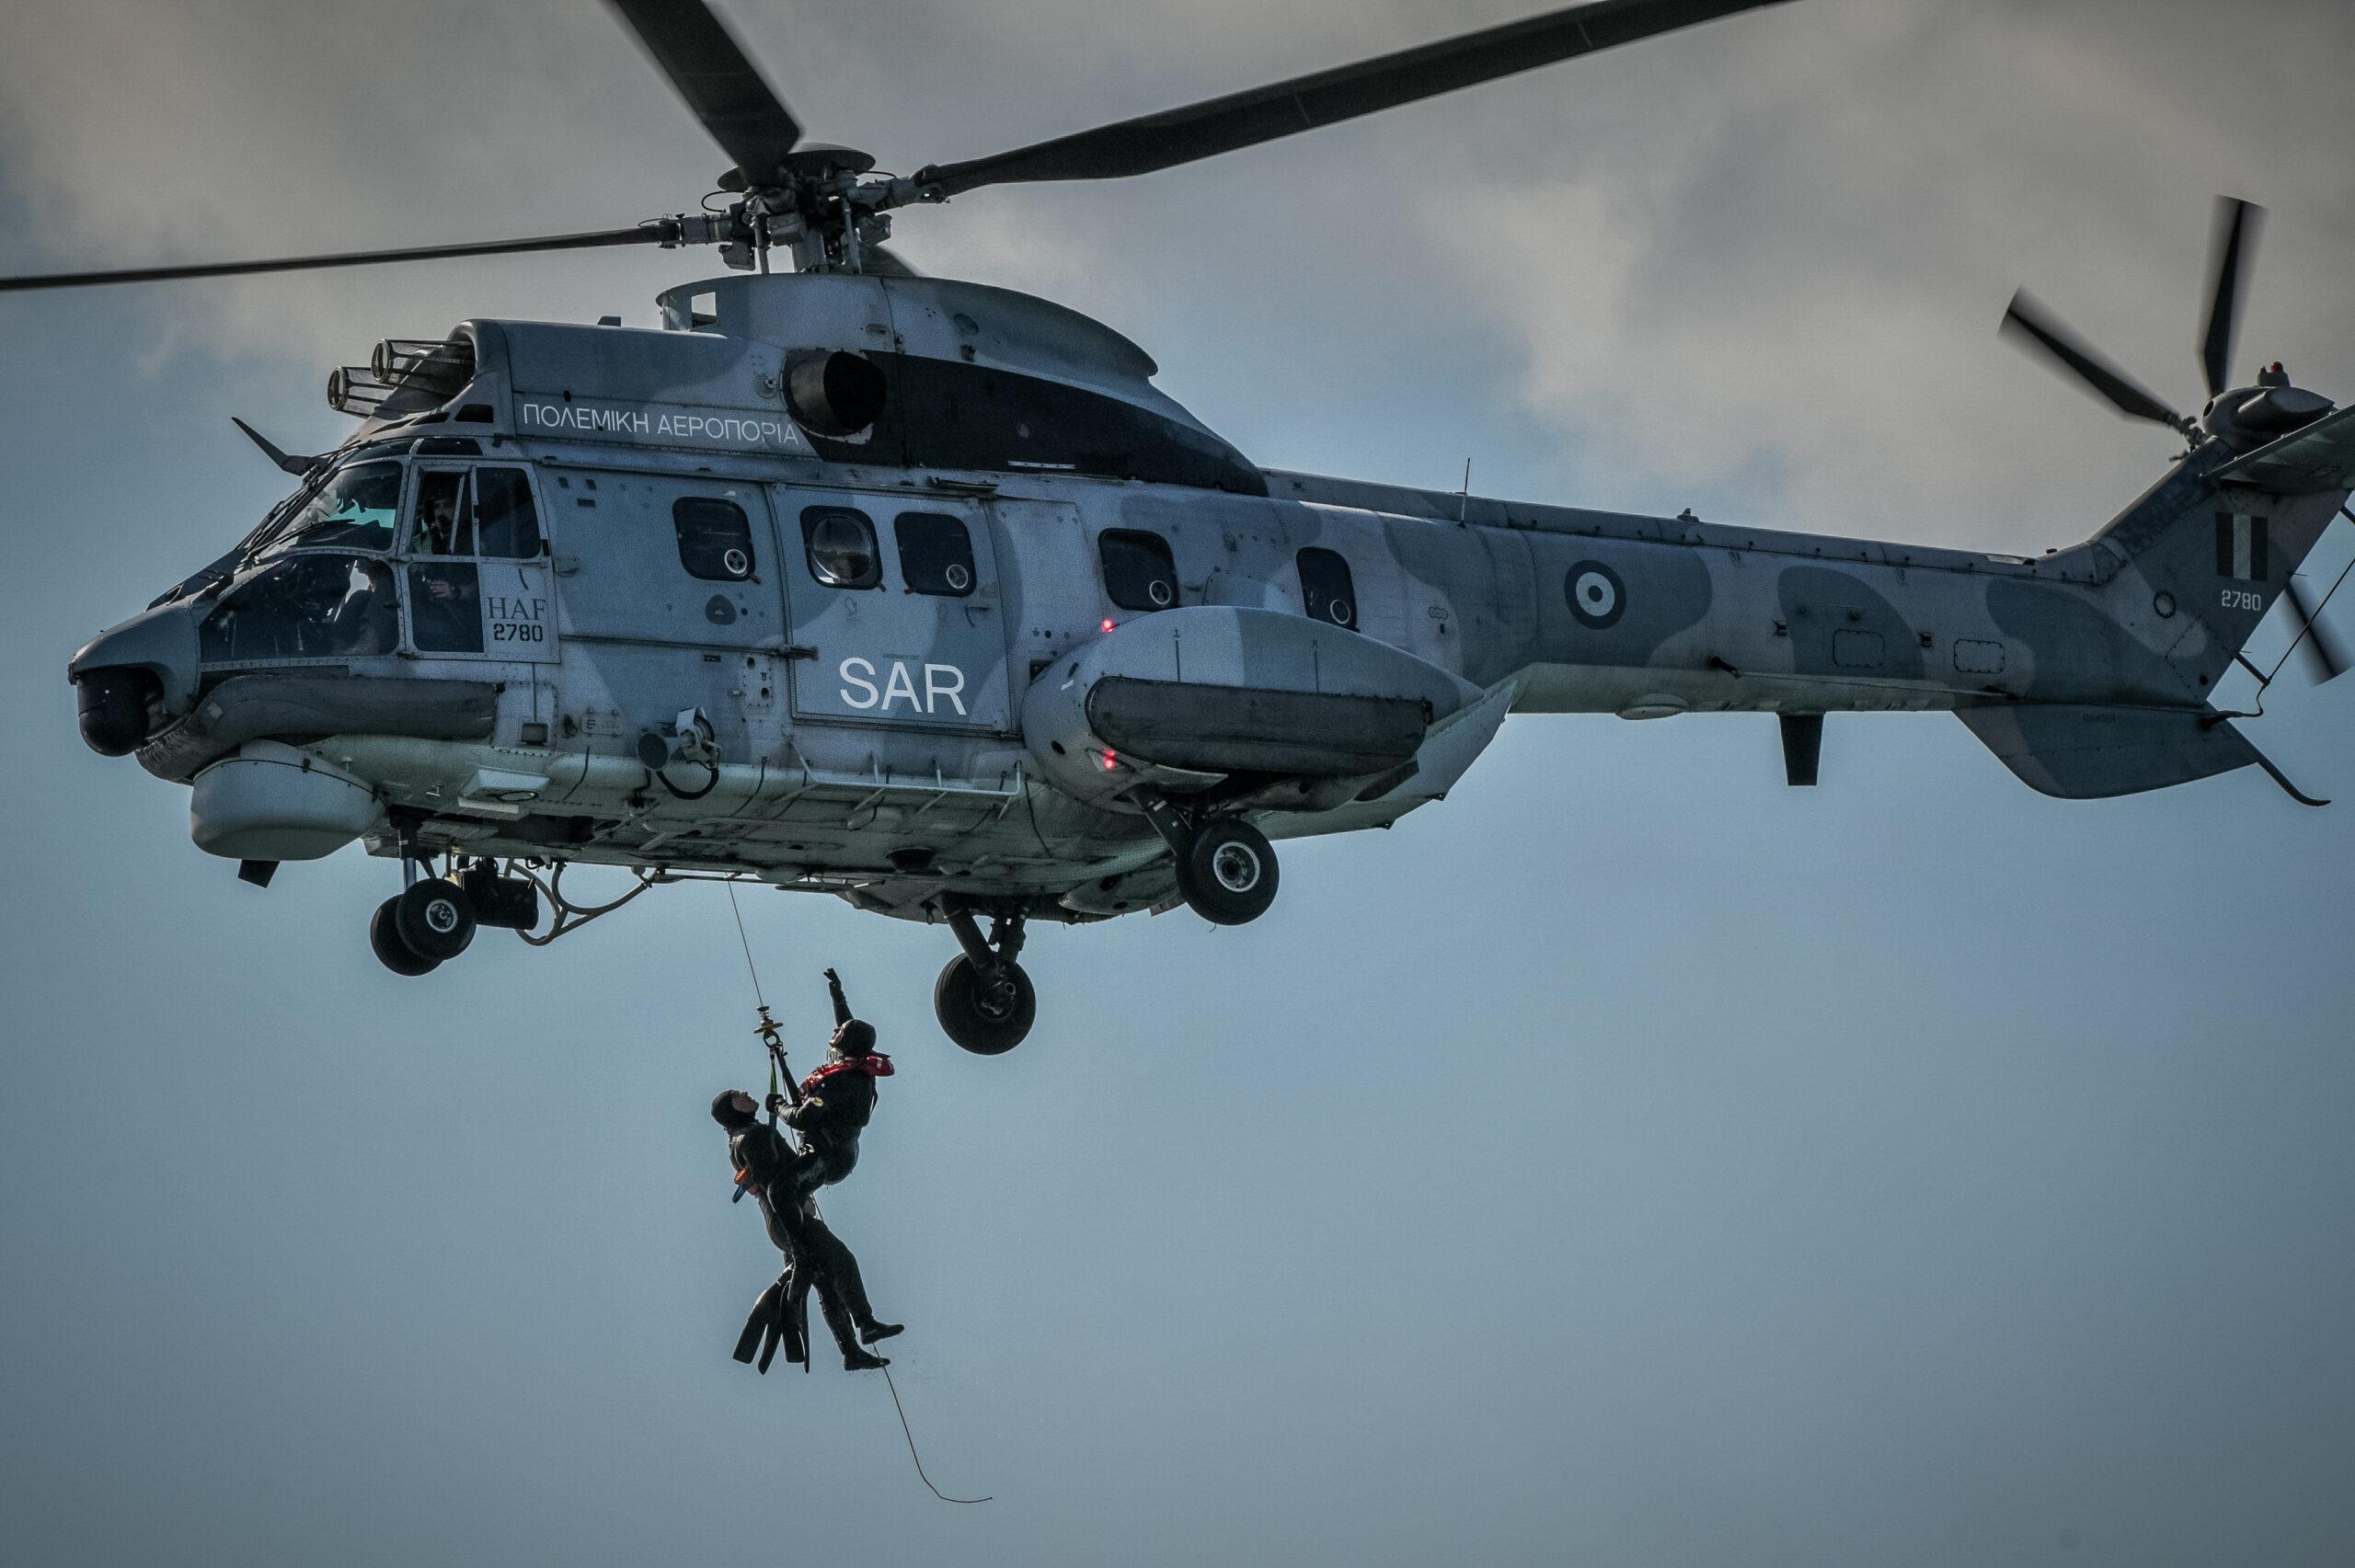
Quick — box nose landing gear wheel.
[395,878,477,962]
[370,896,440,976]
[1176,817,1280,925]
[934,955,1037,1056]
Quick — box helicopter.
[29,0,2355,1055]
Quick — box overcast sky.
[4,3,2353,1564]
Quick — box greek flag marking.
[2214,511,2269,581]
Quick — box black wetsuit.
[725,1116,882,1361]
[782,1058,882,1192]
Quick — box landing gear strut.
[1134,791,1281,926]
[934,903,1036,1055]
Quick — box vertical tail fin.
[1959,433,2349,801]
[2080,444,2348,700]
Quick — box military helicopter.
[29,0,2355,1054]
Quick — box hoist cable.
[724,881,765,1008]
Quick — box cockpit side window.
[200,555,400,664]
[473,468,544,558]
[407,562,484,654]
[1099,530,1179,612]
[1296,547,1357,630]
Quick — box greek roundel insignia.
[1566,561,1626,629]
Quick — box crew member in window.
[327,559,398,656]
[408,565,480,652]
[417,484,465,555]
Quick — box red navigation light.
[1100,618,1117,634]
[1099,750,1119,771]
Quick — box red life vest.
[800,1053,893,1093]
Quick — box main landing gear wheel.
[934,954,1037,1056]
[395,878,477,962]
[936,902,1035,1053]
[370,896,440,977]
[1176,817,1280,926]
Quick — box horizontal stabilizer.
[1957,704,2258,800]
[2215,403,2355,495]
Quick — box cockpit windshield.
[257,459,403,557]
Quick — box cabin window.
[1296,547,1357,630]
[1099,530,1179,612]
[473,468,543,558]
[894,512,976,597]
[676,497,756,581]
[802,506,880,589]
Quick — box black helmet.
[711,1088,758,1127]
[832,1018,878,1057]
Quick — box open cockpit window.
[259,460,402,557]
[407,563,483,653]
[199,555,400,665]
[410,466,543,559]
[412,470,472,555]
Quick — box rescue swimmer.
[718,969,902,1374]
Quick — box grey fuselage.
[78,269,2347,925]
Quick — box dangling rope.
[718,881,994,1505]
[881,1364,992,1505]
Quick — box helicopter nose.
[67,603,201,757]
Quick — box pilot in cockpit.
[416,483,464,555]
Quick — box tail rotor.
[2000,196,2269,448]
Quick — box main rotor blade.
[912,0,1792,199]
[2001,289,2188,434]
[605,0,802,188]
[2199,195,2264,398]
[0,225,673,294]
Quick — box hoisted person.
[713,969,902,1373]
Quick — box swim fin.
[735,1276,785,1366]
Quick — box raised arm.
[825,967,852,1027]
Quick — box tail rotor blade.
[2185,194,2260,397]
[2199,196,2264,398]
[2287,576,2349,684]
[2001,289,2189,435]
